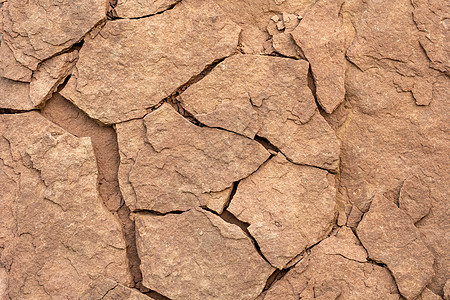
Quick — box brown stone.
[0,76,32,110]
[228,154,336,269]
[60,0,241,124]
[0,0,105,70]
[418,288,443,300]
[29,51,78,107]
[399,174,432,223]
[180,55,340,171]
[260,227,400,300]
[212,0,313,54]
[114,0,180,18]
[0,39,32,82]
[0,112,131,298]
[357,194,435,299]
[80,277,152,300]
[135,208,274,300]
[291,0,347,113]
[118,104,270,213]
[411,0,450,74]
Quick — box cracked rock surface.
[1,0,449,299]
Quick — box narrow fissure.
[200,206,273,267]
[37,92,150,293]
[133,209,187,216]
[108,0,182,20]
[0,108,38,114]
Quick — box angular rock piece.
[115,0,180,18]
[122,104,270,213]
[228,154,336,268]
[411,0,450,74]
[0,0,105,70]
[399,174,432,223]
[261,227,400,300]
[0,40,32,82]
[357,194,435,299]
[61,0,241,124]
[180,55,340,171]
[0,112,130,298]
[135,208,274,300]
[29,51,78,107]
[291,0,346,113]
[80,277,152,300]
[0,76,32,110]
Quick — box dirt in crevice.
[38,93,147,291]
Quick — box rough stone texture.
[228,154,336,269]
[338,0,450,295]
[291,0,347,113]
[399,174,432,223]
[114,0,180,18]
[1,0,448,298]
[0,0,105,70]
[411,0,450,74]
[259,227,400,300]
[135,208,274,300]
[0,112,131,299]
[0,38,32,82]
[0,76,32,110]
[357,194,435,299]
[212,0,314,54]
[120,103,270,213]
[60,0,241,124]
[180,55,340,171]
[29,51,78,107]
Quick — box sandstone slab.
[180,55,340,171]
[29,51,78,107]
[61,0,241,124]
[119,104,270,213]
[228,154,336,269]
[411,0,450,74]
[357,194,435,299]
[0,38,32,82]
[114,0,180,18]
[0,0,105,70]
[399,174,432,223]
[0,112,131,298]
[291,0,346,113]
[135,208,274,300]
[260,227,399,300]
[0,76,32,110]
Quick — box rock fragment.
[0,76,32,110]
[114,0,180,18]
[29,51,78,107]
[0,39,32,82]
[0,112,131,298]
[411,0,450,74]
[291,0,347,113]
[120,104,270,213]
[260,227,400,300]
[135,208,274,300]
[61,0,241,124]
[357,194,435,299]
[399,174,432,223]
[228,154,336,269]
[0,0,105,70]
[180,55,340,171]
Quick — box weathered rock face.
[114,0,180,18]
[0,112,131,299]
[180,55,340,171]
[0,0,105,71]
[119,103,270,213]
[260,227,400,300]
[61,0,241,124]
[228,154,336,269]
[291,0,347,113]
[135,208,274,300]
[1,0,448,298]
[357,194,435,300]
